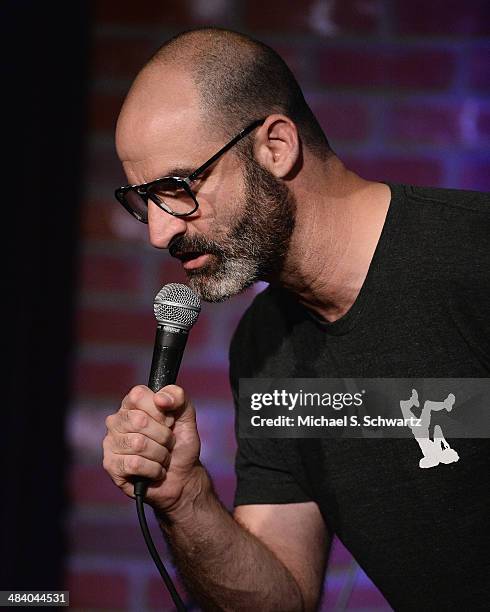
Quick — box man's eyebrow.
[154,166,195,179]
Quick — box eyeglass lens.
[147,179,197,215]
[122,179,197,221]
[124,189,149,222]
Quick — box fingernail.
[158,391,174,405]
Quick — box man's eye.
[154,189,182,200]
[149,183,189,199]
[155,187,179,196]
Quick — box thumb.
[154,384,196,423]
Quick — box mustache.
[169,234,225,259]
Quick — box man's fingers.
[106,410,176,449]
[104,385,190,490]
[154,384,194,422]
[106,454,166,482]
[103,432,172,467]
[121,384,182,423]
[154,384,186,408]
[122,385,169,424]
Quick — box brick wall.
[68,1,489,610]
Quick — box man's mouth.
[174,251,211,270]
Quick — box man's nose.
[147,199,187,249]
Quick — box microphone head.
[153,283,201,331]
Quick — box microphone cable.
[134,481,187,611]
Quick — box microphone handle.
[148,325,189,392]
[134,324,189,497]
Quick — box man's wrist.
[155,463,212,527]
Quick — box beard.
[169,157,296,302]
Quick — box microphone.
[134,283,201,498]
[132,283,200,611]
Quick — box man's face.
[115,65,296,302]
[169,152,296,302]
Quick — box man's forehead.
[117,106,200,156]
[122,156,196,185]
[117,125,202,184]
[115,65,208,179]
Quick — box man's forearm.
[155,465,304,612]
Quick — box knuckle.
[128,385,147,405]
[105,414,114,429]
[126,455,144,473]
[129,409,148,430]
[130,433,147,453]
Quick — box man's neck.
[278,156,392,323]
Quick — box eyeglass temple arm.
[187,119,266,183]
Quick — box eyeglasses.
[114,118,265,223]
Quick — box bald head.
[115,64,201,171]
[117,27,331,170]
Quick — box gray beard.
[170,157,296,302]
[188,255,260,302]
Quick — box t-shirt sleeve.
[229,313,313,506]
[233,433,314,507]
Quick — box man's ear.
[254,114,300,178]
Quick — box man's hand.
[103,384,201,514]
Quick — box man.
[103,28,489,610]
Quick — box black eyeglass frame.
[114,118,266,223]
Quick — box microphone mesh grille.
[153,283,201,330]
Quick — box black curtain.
[2,1,91,590]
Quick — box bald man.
[103,28,490,610]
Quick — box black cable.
[135,487,187,611]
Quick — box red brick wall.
[68,1,489,609]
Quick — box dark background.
[4,0,90,595]
[4,1,489,610]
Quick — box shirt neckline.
[303,181,404,336]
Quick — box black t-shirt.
[229,182,490,610]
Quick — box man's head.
[115,28,332,301]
